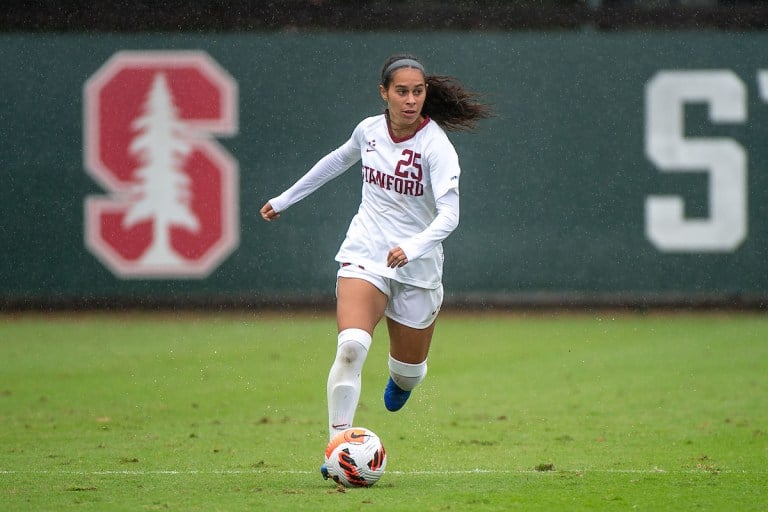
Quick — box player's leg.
[383,283,442,411]
[384,318,434,411]
[327,273,388,439]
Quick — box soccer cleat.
[384,376,411,412]
[320,464,329,480]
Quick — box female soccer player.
[260,53,490,475]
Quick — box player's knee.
[337,342,363,365]
[388,355,427,391]
[335,328,372,368]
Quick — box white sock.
[327,328,372,439]
[388,355,427,391]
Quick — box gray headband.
[382,58,425,80]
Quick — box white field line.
[0,468,758,476]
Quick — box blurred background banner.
[1,28,767,308]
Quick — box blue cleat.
[384,376,411,412]
[320,464,329,480]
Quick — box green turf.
[1,311,766,511]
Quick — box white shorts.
[337,263,443,329]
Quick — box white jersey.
[269,113,461,289]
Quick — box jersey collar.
[385,110,431,143]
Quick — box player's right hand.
[260,202,281,222]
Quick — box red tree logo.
[84,51,238,278]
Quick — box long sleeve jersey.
[269,113,461,289]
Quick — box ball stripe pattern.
[324,427,387,487]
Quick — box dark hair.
[380,53,492,132]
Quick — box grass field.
[1,311,766,511]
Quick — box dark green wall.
[1,32,766,306]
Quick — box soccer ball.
[324,427,387,487]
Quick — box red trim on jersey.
[385,110,431,143]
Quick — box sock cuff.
[388,354,427,378]
[338,328,372,351]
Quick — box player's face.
[379,67,427,133]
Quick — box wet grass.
[1,311,766,510]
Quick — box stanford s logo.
[83,51,238,278]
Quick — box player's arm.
[261,135,361,220]
[390,136,461,265]
[388,188,460,267]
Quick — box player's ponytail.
[422,74,492,132]
[380,53,492,133]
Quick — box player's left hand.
[387,247,408,268]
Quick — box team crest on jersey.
[83,51,239,278]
